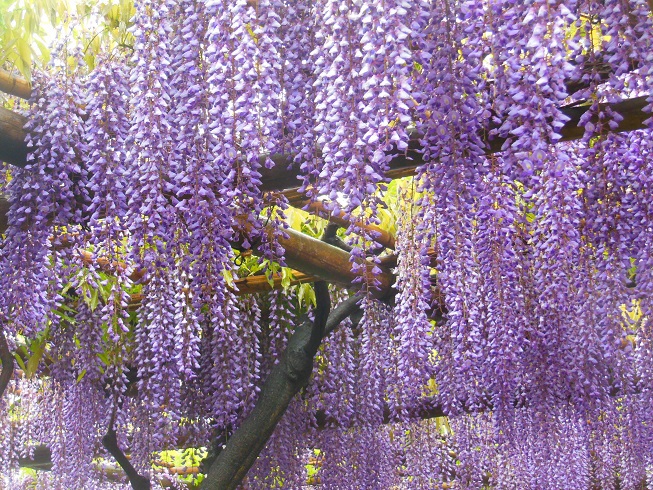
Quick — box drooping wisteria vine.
[1,0,653,488]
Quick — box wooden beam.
[0,106,29,168]
[0,196,392,299]
[277,227,393,297]
[127,271,318,309]
[0,98,649,204]
[305,200,396,250]
[264,97,650,204]
[233,270,315,295]
[0,70,31,100]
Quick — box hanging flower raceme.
[1,64,86,338]
[486,0,578,180]
[81,57,133,391]
[467,167,529,414]
[308,301,357,429]
[249,290,310,489]
[204,0,284,261]
[312,0,412,205]
[280,0,321,200]
[260,289,297,377]
[84,59,130,245]
[200,290,262,431]
[133,269,182,442]
[411,0,489,415]
[310,0,416,293]
[169,0,235,290]
[390,195,436,419]
[124,0,178,269]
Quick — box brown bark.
[102,429,151,490]
[198,283,356,490]
[0,329,14,401]
[276,226,394,298]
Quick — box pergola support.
[0,92,649,204]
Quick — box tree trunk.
[199,286,365,490]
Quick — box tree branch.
[197,285,368,490]
[324,293,364,337]
[102,429,151,490]
[0,328,14,400]
[102,393,151,490]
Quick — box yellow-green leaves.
[0,0,136,84]
[0,0,71,79]
[14,326,49,379]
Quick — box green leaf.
[52,308,75,324]
[14,352,26,372]
[97,351,109,366]
[60,280,74,296]
[86,287,99,311]
[98,277,114,303]
[26,341,45,379]
[281,267,292,290]
[58,303,77,313]
[297,283,316,308]
[16,37,31,69]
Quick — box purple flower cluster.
[1,67,86,338]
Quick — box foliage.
[0,0,61,78]
[0,0,135,82]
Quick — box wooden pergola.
[0,66,651,488]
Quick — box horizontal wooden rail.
[0,69,31,100]
[0,93,650,204]
[74,247,317,297]
[0,197,394,298]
